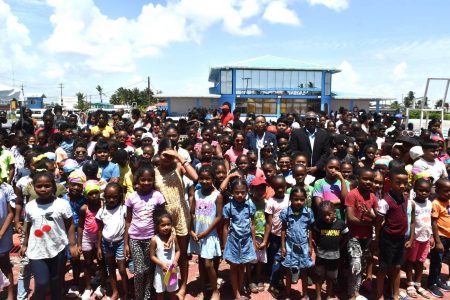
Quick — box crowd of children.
[0,105,449,300]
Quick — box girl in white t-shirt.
[96,183,128,300]
[19,171,77,300]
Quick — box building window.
[220,70,233,94]
[280,99,321,114]
[236,98,277,115]
[325,72,331,96]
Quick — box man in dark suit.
[246,115,277,163]
[290,111,330,176]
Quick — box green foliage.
[110,87,156,109]
[75,92,91,112]
[403,91,414,108]
[408,109,448,120]
[390,101,401,110]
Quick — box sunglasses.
[401,130,415,137]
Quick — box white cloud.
[263,1,301,26]
[393,62,407,80]
[333,60,361,92]
[307,0,349,12]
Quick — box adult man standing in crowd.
[290,111,330,176]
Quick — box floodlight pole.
[420,78,431,129]
[444,79,450,110]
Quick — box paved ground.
[3,234,450,300]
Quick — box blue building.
[26,96,44,109]
[208,55,339,115]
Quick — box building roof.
[156,94,220,99]
[209,55,340,81]
[333,91,396,101]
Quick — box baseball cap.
[409,146,424,160]
[251,177,267,186]
[141,132,153,140]
[334,134,348,145]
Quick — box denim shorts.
[101,238,125,260]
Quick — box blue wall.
[26,97,44,109]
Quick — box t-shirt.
[265,194,289,236]
[118,164,130,186]
[312,219,348,259]
[98,161,120,182]
[60,139,74,159]
[413,158,448,183]
[287,185,314,208]
[125,191,165,240]
[431,198,450,238]
[252,198,266,239]
[345,188,378,239]
[25,198,72,259]
[413,199,432,242]
[0,183,15,252]
[377,192,408,236]
[313,178,350,205]
[96,204,126,242]
[0,148,15,181]
[91,125,115,138]
[223,199,255,238]
[62,194,86,229]
[224,148,248,168]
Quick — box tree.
[403,91,414,108]
[96,85,103,103]
[435,99,443,109]
[109,86,156,109]
[390,100,401,110]
[75,92,90,112]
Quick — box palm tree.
[96,85,103,103]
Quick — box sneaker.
[438,280,450,292]
[94,286,106,299]
[66,285,80,298]
[81,289,92,300]
[429,284,444,298]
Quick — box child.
[63,171,86,297]
[345,168,378,299]
[427,178,450,298]
[288,164,313,208]
[290,151,315,186]
[59,122,75,158]
[313,201,348,300]
[277,152,292,178]
[0,176,16,300]
[413,142,447,183]
[248,177,269,293]
[224,131,248,171]
[281,186,315,300]
[313,157,349,220]
[222,178,257,300]
[195,143,214,170]
[96,183,128,300]
[150,213,181,300]
[359,144,377,169]
[78,180,102,300]
[405,179,432,299]
[125,165,165,300]
[19,171,77,300]
[247,150,265,179]
[375,167,411,300]
[94,140,120,183]
[266,175,289,298]
[189,166,223,300]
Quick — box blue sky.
[1,0,450,104]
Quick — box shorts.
[406,240,430,263]
[81,232,98,252]
[166,203,190,236]
[314,257,338,282]
[379,231,405,269]
[101,238,125,260]
[251,237,267,264]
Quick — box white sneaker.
[81,289,92,300]
[66,285,80,298]
[93,286,105,299]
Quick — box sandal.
[406,285,418,298]
[249,283,259,294]
[268,286,280,299]
[416,287,431,299]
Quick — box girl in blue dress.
[189,166,223,300]
[280,186,314,300]
[223,178,256,300]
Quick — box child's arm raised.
[77,205,87,255]
[197,193,223,240]
[219,172,241,192]
[124,206,132,259]
[337,172,349,203]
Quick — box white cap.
[409,146,423,160]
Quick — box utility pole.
[20,84,24,127]
[59,83,64,107]
[148,76,151,103]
